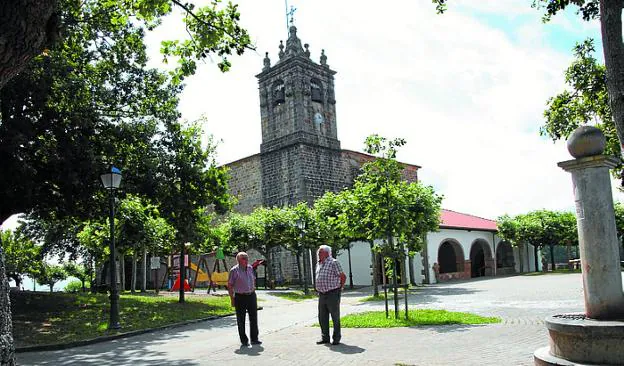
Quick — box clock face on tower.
[314,112,324,125]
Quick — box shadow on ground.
[17,316,238,366]
[354,285,482,307]
[234,344,265,356]
[324,343,365,354]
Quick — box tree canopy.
[540,39,623,183]
[1,230,42,289]
[497,210,578,271]
[0,0,253,89]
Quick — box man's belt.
[319,287,341,295]
[235,291,255,295]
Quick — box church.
[224,25,540,286]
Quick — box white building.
[336,209,541,286]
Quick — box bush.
[64,280,89,293]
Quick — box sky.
[139,0,623,221]
[0,0,618,233]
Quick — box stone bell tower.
[257,25,345,207]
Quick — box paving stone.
[18,273,622,366]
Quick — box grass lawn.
[523,268,582,276]
[268,290,317,301]
[337,309,500,328]
[12,291,233,347]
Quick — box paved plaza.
[17,273,610,366]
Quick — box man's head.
[317,245,332,262]
[236,252,249,266]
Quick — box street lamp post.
[101,166,122,330]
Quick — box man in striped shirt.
[315,245,346,345]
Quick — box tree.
[117,195,175,293]
[33,264,67,292]
[0,0,252,88]
[63,262,90,292]
[498,210,578,271]
[314,190,360,291]
[0,0,247,361]
[351,135,442,317]
[155,122,233,302]
[433,1,624,167]
[1,230,42,290]
[540,39,623,183]
[249,206,293,288]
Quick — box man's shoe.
[251,340,262,345]
[331,340,340,345]
[316,339,330,344]
[241,341,250,347]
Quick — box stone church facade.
[226,25,419,215]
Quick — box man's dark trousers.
[234,292,258,344]
[318,288,341,342]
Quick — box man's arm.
[335,260,346,288]
[227,271,235,306]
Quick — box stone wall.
[260,144,303,207]
[341,149,420,184]
[300,144,348,202]
[226,154,263,214]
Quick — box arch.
[310,78,323,102]
[496,241,515,271]
[469,239,493,278]
[273,80,285,106]
[437,239,465,274]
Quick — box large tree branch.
[170,0,255,51]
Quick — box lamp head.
[101,166,122,189]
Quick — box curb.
[16,312,238,353]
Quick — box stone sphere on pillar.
[567,125,606,158]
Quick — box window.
[273,80,285,106]
[311,79,322,102]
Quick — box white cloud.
[143,0,623,220]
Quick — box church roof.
[440,209,497,232]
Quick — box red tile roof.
[440,209,497,232]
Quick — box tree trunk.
[131,246,137,293]
[550,244,556,271]
[408,254,416,285]
[296,249,302,287]
[534,245,539,272]
[311,249,317,286]
[600,1,624,151]
[0,0,58,90]
[371,243,379,297]
[518,243,524,273]
[141,248,147,292]
[48,284,53,293]
[0,241,16,365]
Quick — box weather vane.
[285,1,297,33]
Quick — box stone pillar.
[558,126,624,320]
[463,260,472,279]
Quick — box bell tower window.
[311,79,323,103]
[273,80,285,106]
